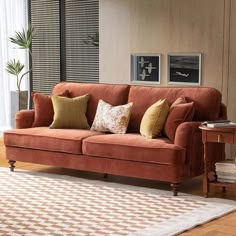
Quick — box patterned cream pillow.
[91,100,133,134]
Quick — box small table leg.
[203,142,209,198]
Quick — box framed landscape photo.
[168,53,201,85]
[131,54,161,84]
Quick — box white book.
[215,159,236,167]
[207,122,236,128]
[216,160,236,175]
[216,171,236,177]
[215,168,236,173]
[217,175,236,180]
[202,120,231,126]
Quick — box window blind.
[31,0,61,95]
[30,0,99,96]
[64,0,99,82]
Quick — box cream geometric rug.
[0,168,235,236]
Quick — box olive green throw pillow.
[140,99,169,139]
[50,94,90,129]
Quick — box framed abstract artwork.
[168,53,201,85]
[131,54,161,84]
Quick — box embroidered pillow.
[50,94,90,129]
[32,90,70,127]
[164,99,194,141]
[91,100,133,134]
[140,99,169,139]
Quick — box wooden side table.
[199,125,236,197]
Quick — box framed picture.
[168,53,201,85]
[131,54,161,84]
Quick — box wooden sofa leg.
[171,183,180,196]
[103,173,108,178]
[8,160,16,172]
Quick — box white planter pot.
[10,90,28,128]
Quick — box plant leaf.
[6,59,24,76]
[83,32,99,47]
[9,24,34,49]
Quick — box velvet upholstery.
[32,92,53,127]
[32,90,70,127]
[127,86,222,132]
[52,82,130,126]
[4,127,104,154]
[140,99,169,139]
[83,133,185,164]
[50,94,90,129]
[174,121,225,177]
[5,147,184,182]
[164,102,194,141]
[3,82,226,194]
[15,110,35,129]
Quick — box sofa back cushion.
[128,86,222,132]
[52,82,130,126]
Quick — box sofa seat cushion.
[4,127,104,155]
[83,134,185,165]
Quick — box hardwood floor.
[1,138,236,235]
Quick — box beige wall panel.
[228,0,236,122]
[100,0,225,88]
[167,0,224,89]
[221,0,231,105]
[129,0,170,85]
[99,0,132,84]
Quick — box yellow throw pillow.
[140,99,169,139]
[50,94,90,129]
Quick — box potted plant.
[6,25,34,127]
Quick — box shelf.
[209,180,236,188]
[199,125,236,197]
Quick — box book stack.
[202,120,236,128]
[215,159,236,183]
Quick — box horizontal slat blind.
[65,0,99,82]
[31,0,61,95]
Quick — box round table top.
[199,125,236,132]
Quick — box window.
[30,0,99,95]
[65,0,99,82]
[31,0,61,95]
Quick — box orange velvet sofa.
[3,82,226,196]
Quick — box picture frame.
[168,53,201,85]
[131,53,161,84]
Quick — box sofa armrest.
[174,121,225,178]
[15,109,35,129]
[174,122,201,148]
[219,102,227,120]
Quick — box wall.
[100,0,236,122]
[228,0,236,120]
[228,0,236,155]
